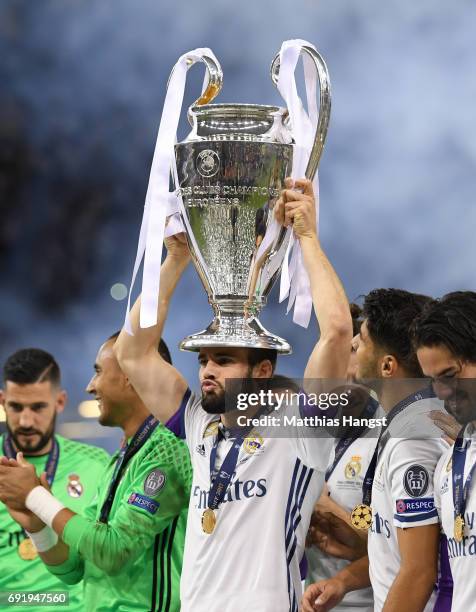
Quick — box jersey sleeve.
[283,395,336,471]
[389,438,446,529]
[165,388,198,440]
[62,431,192,576]
[45,549,85,585]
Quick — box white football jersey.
[367,396,448,612]
[434,422,476,612]
[176,392,334,612]
[306,428,379,611]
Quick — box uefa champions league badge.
[403,465,429,497]
[67,474,84,498]
[345,456,362,479]
[144,469,167,497]
[243,431,264,455]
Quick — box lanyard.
[325,397,379,482]
[3,435,60,487]
[207,426,248,511]
[452,428,476,521]
[99,415,159,523]
[360,386,434,506]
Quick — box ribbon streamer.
[124,48,219,332]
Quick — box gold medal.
[350,504,372,530]
[18,538,38,561]
[454,515,465,542]
[201,508,217,534]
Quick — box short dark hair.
[247,348,278,373]
[350,303,363,337]
[107,332,172,365]
[3,348,61,386]
[363,289,432,376]
[412,291,476,363]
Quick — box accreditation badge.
[18,538,38,561]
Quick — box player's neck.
[220,405,260,430]
[122,405,152,439]
[379,379,426,414]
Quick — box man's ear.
[55,390,67,415]
[252,360,273,379]
[0,389,4,406]
[380,355,398,378]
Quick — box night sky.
[1,0,475,450]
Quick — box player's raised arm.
[277,178,352,381]
[114,233,190,423]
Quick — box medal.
[202,508,216,534]
[454,515,465,542]
[18,538,38,561]
[350,503,372,530]
[451,428,476,546]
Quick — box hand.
[301,578,346,612]
[307,510,367,561]
[429,410,460,442]
[164,232,190,263]
[0,452,41,509]
[6,504,45,533]
[275,178,317,240]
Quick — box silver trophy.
[175,46,331,353]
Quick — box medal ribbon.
[99,415,159,523]
[3,435,60,487]
[359,386,435,507]
[207,427,249,511]
[325,397,379,482]
[452,427,476,524]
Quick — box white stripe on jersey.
[434,423,476,612]
[179,393,333,612]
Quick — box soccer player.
[114,178,353,612]
[0,334,192,611]
[305,305,379,612]
[0,348,109,612]
[413,291,476,612]
[302,289,448,612]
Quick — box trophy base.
[179,315,292,354]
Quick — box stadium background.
[1,0,475,451]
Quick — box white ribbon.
[124,48,219,332]
[257,39,321,328]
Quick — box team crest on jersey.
[144,469,166,497]
[203,421,220,438]
[403,464,429,498]
[345,456,362,479]
[67,474,84,498]
[446,457,453,472]
[243,431,264,455]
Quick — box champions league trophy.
[174,45,331,354]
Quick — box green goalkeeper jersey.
[48,421,192,612]
[0,434,110,612]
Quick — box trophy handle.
[184,52,223,106]
[270,45,331,179]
